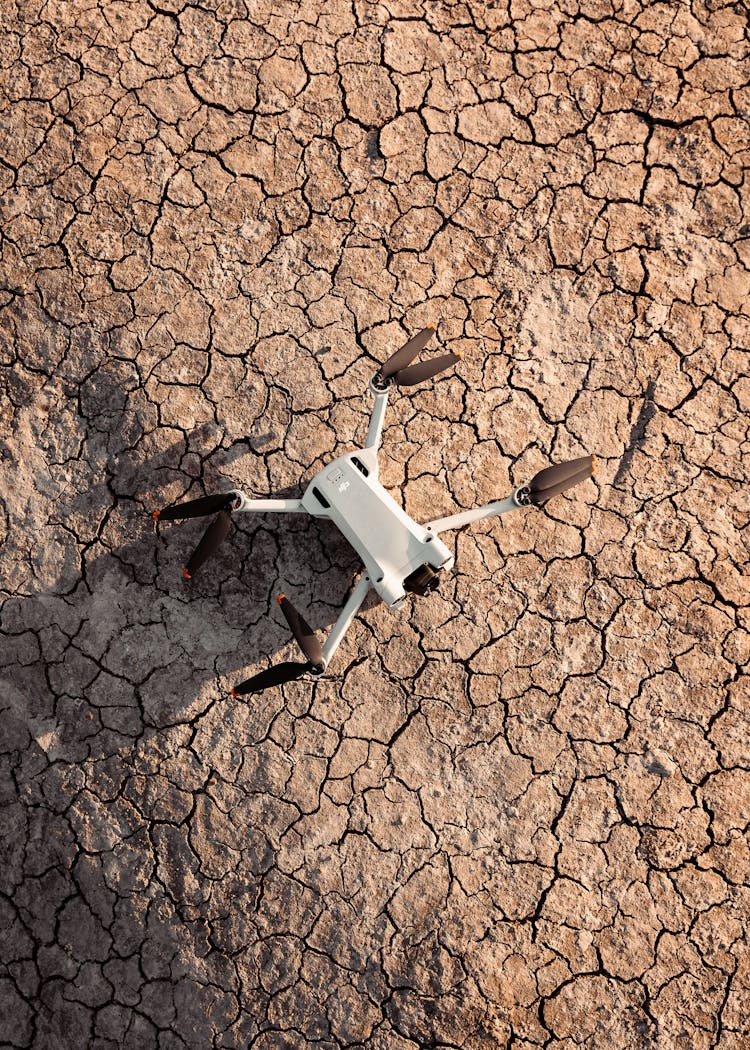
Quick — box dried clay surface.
[1,1,749,1048]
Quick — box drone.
[153,327,595,695]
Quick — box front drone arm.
[321,574,372,667]
[231,576,372,695]
[426,456,596,535]
[426,492,522,534]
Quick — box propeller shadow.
[1,414,375,766]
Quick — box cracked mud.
[1,1,749,1047]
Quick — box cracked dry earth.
[1,0,749,1048]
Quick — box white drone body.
[300,439,456,610]
[154,329,594,694]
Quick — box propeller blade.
[528,455,595,505]
[528,466,593,504]
[277,595,324,670]
[183,510,232,579]
[231,661,309,696]
[395,352,462,387]
[379,325,436,380]
[154,493,233,522]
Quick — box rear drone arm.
[364,324,461,453]
[231,493,305,514]
[152,490,308,580]
[365,380,390,451]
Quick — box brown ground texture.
[1,0,749,1047]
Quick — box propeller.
[277,594,324,670]
[394,352,462,387]
[525,455,596,505]
[230,594,325,696]
[152,492,237,579]
[379,325,436,380]
[153,493,234,522]
[183,509,233,579]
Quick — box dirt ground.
[1,1,749,1047]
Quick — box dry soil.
[1,1,749,1048]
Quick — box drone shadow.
[1,410,379,766]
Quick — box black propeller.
[183,509,233,579]
[277,594,324,670]
[231,594,325,696]
[394,352,462,386]
[153,493,234,522]
[526,455,596,505]
[379,325,436,380]
[152,492,236,579]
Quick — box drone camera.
[403,563,441,597]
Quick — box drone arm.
[365,382,390,451]
[232,494,306,514]
[320,575,372,667]
[426,492,522,534]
